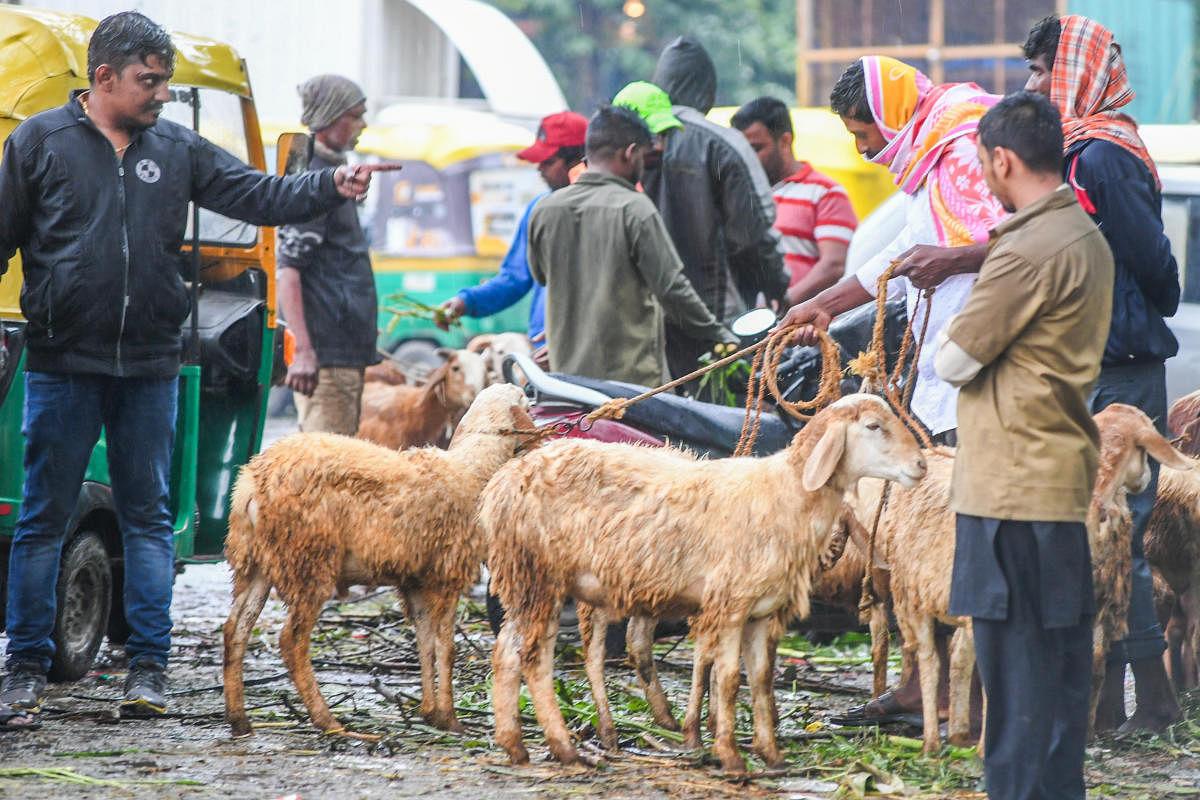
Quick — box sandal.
[829,691,923,727]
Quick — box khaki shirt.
[528,171,731,387]
[941,185,1113,522]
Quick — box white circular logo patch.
[135,159,161,184]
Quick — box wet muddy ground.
[2,414,1198,798]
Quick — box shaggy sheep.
[1146,462,1200,689]
[223,383,535,738]
[356,349,487,450]
[481,394,927,773]
[1168,389,1200,456]
[849,402,1192,754]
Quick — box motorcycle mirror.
[730,307,778,346]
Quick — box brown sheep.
[223,383,535,738]
[1168,389,1200,456]
[1146,462,1200,689]
[849,402,1192,754]
[356,349,487,450]
[481,394,927,773]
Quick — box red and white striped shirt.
[773,163,857,286]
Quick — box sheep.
[1168,389,1200,456]
[571,503,870,753]
[466,332,533,386]
[849,402,1192,754]
[223,383,536,738]
[356,349,487,450]
[363,359,410,386]
[1146,463,1200,689]
[481,393,927,773]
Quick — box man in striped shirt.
[732,97,857,306]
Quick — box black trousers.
[973,520,1092,800]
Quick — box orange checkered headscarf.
[1052,14,1158,185]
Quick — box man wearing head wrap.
[629,38,789,386]
[276,74,380,435]
[1025,14,1181,735]
[780,56,1007,732]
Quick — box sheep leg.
[912,616,942,754]
[403,589,441,724]
[579,603,618,750]
[709,625,749,775]
[627,615,680,731]
[742,617,783,768]
[681,626,716,751]
[278,591,340,732]
[1088,621,1109,736]
[946,625,975,747]
[492,618,529,764]
[521,603,582,765]
[869,600,891,699]
[428,591,464,733]
[1182,588,1200,689]
[222,569,271,737]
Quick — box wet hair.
[87,11,175,83]
[1023,15,1061,65]
[731,97,793,139]
[829,60,873,123]
[556,144,586,167]
[977,91,1063,175]
[585,105,652,160]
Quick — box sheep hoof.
[757,748,785,769]
[597,729,618,751]
[229,722,254,738]
[505,745,531,765]
[947,732,976,748]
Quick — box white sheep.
[849,402,1192,754]
[223,383,535,738]
[356,349,487,450]
[466,332,533,386]
[481,394,927,773]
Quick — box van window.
[468,166,545,256]
[1163,193,1200,303]
[160,87,257,248]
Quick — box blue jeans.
[5,372,177,671]
[1090,361,1168,664]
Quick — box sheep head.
[798,394,927,492]
[1168,389,1200,456]
[448,383,533,447]
[1093,403,1195,520]
[467,332,533,386]
[423,349,486,414]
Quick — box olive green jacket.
[528,171,732,386]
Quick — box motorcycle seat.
[548,373,796,458]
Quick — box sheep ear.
[802,420,846,491]
[510,404,537,432]
[1138,427,1194,471]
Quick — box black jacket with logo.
[0,94,342,378]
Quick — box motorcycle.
[486,299,908,644]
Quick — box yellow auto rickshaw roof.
[0,6,252,124]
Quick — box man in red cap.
[437,111,587,343]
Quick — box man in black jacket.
[641,37,788,382]
[1025,14,1181,733]
[0,11,374,724]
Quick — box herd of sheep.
[216,337,1200,775]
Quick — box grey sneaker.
[120,658,167,717]
[0,662,47,714]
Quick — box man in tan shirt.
[934,92,1112,800]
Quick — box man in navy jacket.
[1025,14,1181,733]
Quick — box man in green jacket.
[527,105,733,387]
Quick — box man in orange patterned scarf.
[781,55,1007,734]
[1025,14,1181,735]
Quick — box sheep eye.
[865,421,881,431]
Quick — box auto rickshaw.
[0,7,289,679]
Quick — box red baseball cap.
[518,111,588,163]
